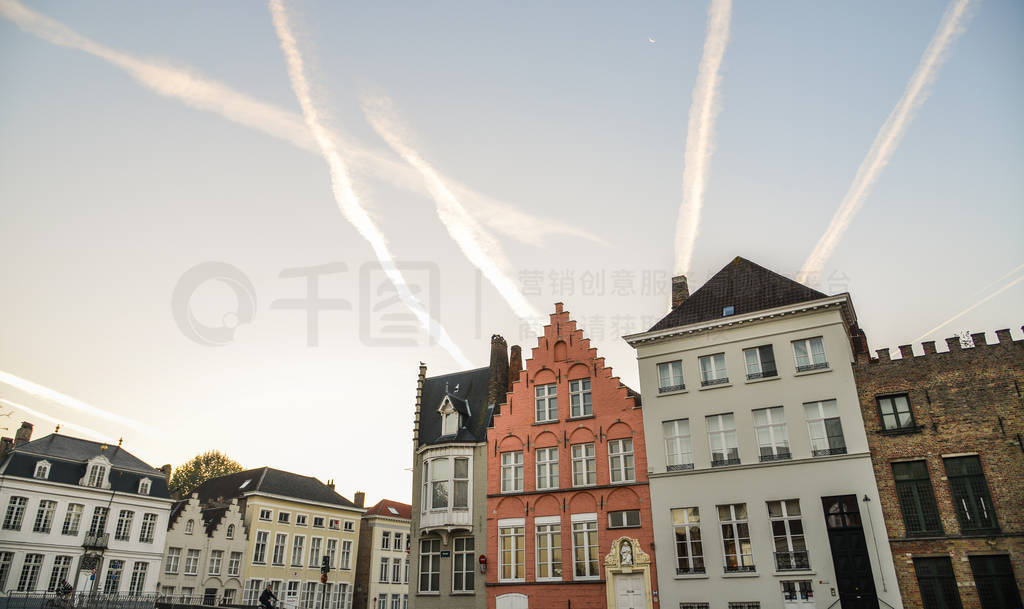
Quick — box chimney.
[0,437,13,458]
[326,479,335,491]
[353,491,365,508]
[160,464,172,477]
[488,334,510,407]
[508,345,523,392]
[671,275,689,309]
[14,421,33,447]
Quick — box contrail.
[674,0,733,276]
[268,0,470,366]
[0,397,107,442]
[0,0,603,249]
[798,0,974,283]
[0,370,151,432]
[912,273,1023,342]
[362,96,543,328]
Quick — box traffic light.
[320,555,330,575]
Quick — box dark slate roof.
[648,257,829,332]
[194,467,359,509]
[1,434,170,498]
[202,506,229,535]
[419,366,492,446]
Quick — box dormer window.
[81,457,111,489]
[138,478,151,495]
[34,460,51,480]
[439,397,459,436]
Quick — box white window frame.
[227,552,241,577]
[571,514,599,580]
[340,540,352,570]
[498,518,525,583]
[3,496,27,531]
[707,413,739,466]
[253,530,269,564]
[379,557,389,583]
[138,478,151,495]
[114,510,134,541]
[33,460,50,480]
[308,537,322,568]
[569,378,592,418]
[698,353,729,386]
[672,507,704,574]
[608,510,641,529]
[291,535,305,567]
[259,509,272,521]
[743,345,777,380]
[418,538,440,593]
[718,503,755,572]
[767,499,808,571]
[663,418,693,470]
[452,536,474,593]
[804,399,846,456]
[33,500,56,533]
[753,406,790,461]
[391,557,402,584]
[382,531,391,550]
[535,383,558,422]
[139,513,157,543]
[164,548,181,574]
[277,511,291,524]
[208,550,223,576]
[536,447,559,490]
[501,451,524,493]
[62,503,84,536]
[326,538,338,568]
[571,443,597,487]
[657,360,684,392]
[608,438,635,483]
[792,336,828,372]
[272,533,287,565]
[535,516,562,582]
[183,549,200,576]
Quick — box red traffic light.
[320,573,327,584]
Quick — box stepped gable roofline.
[363,499,412,520]
[195,466,360,510]
[419,365,492,445]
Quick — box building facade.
[852,330,1024,609]
[625,257,903,609]
[487,303,659,609]
[193,468,364,609]
[0,426,173,596]
[353,499,411,609]
[158,493,248,605]
[409,334,509,609]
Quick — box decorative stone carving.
[604,536,650,568]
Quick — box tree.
[169,450,243,498]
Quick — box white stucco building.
[624,258,902,609]
[0,426,173,596]
[353,499,410,609]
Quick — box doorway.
[614,573,645,609]
[822,495,878,609]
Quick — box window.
[441,401,459,436]
[402,594,408,609]
[103,559,123,593]
[114,510,134,541]
[292,535,305,567]
[308,537,322,567]
[657,360,684,392]
[893,461,943,536]
[608,439,635,483]
[259,509,272,521]
[128,562,148,595]
[728,604,760,609]
[312,516,324,528]
[376,597,386,609]
[499,521,525,582]
[379,557,389,583]
[768,500,808,571]
[535,447,559,490]
[34,460,50,479]
[18,554,43,592]
[804,400,846,456]
[301,582,316,609]
[226,524,235,539]
[707,413,740,466]
[404,556,410,584]
[608,510,640,528]
[571,515,599,580]
[340,540,352,569]
[33,500,56,533]
[418,538,440,593]
[138,479,151,495]
[0,552,13,592]
[754,406,790,461]
[208,550,222,575]
[535,518,562,581]
[390,594,401,609]
[278,511,291,524]
[140,513,158,543]
[394,531,403,551]
[663,419,694,470]
[253,531,269,564]
[452,536,475,592]
[392,557,402,584]
[781,581,814,603]
[571,443,596,486]
[223,590,236,605]
[326,539,338,568]
[244,580,264,606]
[944,455,998,532]
[343,520,355,531]
[792,337,827,372]
[272,533,287,565]
[743,345,777,380]
[62,504,83,536]
[501,451,524,493]
[184,519,194,534]
[88,506,108,536]
[878,394,918,431]
[329,518,341,530]
[535,383,558,422]
[970,555,1022,609]
[382,531,391,550]
[3,496,28,531]
[431,458,451,507]
[914,557,962,609]
[699,353,728,386]
[85,463,107,488]
[228,552,241,576]
[165,548,181,574]
[672,507,704,574]
[48,556,72,592]
[184,549,200,575]
[181,587,194,603]
[296,514,307,527]
[718,503,754,572]
[569,379,592,417]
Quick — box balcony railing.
[745,370,777,381]
[82,534,109,549]
[675,565,705,575]
[658,383,685,394]
[759,451,792,462]
[711,457,741,467]
[700,377,729,387]
[667,463,695,472]
[2,591,157,609]
[795,361,829,373]
[812,447,847,457]
[723,564,756,573]
[774,551,810,571]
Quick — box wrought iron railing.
[812,447,847,457]
[795,361,829,373]
[675,565,706,575]
[759,451,792,462]
[723,564,756,573]
[700,377,729,387]
[667,463,695,472]
[711,457,741,467]
[774,550,810,571]
[658,383,685,393]
[1,591,157,609]
[745,370,777,381]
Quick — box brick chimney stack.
[508,345,523,392]
[487,334,509,407]
[326,479,335,491]
[14,421,33,447]
[671,275,689,309]
[353,491,365,508]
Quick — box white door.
[615,573,645,609]
[496,593,528,609]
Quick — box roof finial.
[118,437,123,447]
[55,425,60,433]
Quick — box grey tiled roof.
[418,366,492,446]
[195,467,359,509]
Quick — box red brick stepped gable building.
[487,303,659,609]
[852,329,1024,609]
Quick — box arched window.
[226,524,235,539]
[33,460,51,480]
[185,519,194,534]
[138,478,151,495]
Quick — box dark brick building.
[852,329,1024,609]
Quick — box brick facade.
[853,329,1024,608]
[487,304,659,609]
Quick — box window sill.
[878,425,924,436]
[656,388,688,397]
[722,571,758,578]
[416,592,440,597]
[772,570,815,577]
[567,415,595,422]
[793,367,831,377]
[674,573,708,580]
[532,419,560,426]
[498,579,525,584]
[573,577,601,582]
[535,578,562,583]
[698,382,732,391]
[745,375,781,385]
[451,591,476,595]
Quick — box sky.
[1,0,1021,504]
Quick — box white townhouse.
[0,425,173,596]
[624,258,902,609]
[353,499,410,609]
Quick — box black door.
[822,495,878,609]
[970,555,1022,609]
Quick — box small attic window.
[138,478,151,495]
[387,506,399,515]
[239,479,251,490]
[226,524,235,539]
[185,519,195,534]
[34,460,51,480]
[722,305,735,317]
